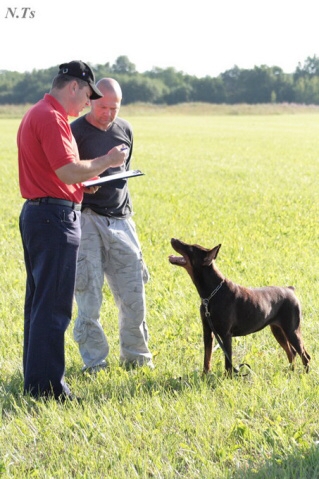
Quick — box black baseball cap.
[58,61,103,100]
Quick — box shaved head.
[86,77,122,131]
[96,78,122,100]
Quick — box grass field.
[1,103,319,478]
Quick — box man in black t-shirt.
[71,78,153,372]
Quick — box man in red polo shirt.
[17,60,127,401]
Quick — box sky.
[0,0,318,78]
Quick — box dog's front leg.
[222,334,233,377]
[201,310,213,373]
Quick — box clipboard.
[82,169,144,187]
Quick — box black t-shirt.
[71,115,134,218]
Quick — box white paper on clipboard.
[82,169,144,187]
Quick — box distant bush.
[1,54,319,105]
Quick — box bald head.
[96,78,122,100]
[87,78,122,131]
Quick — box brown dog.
[169,238,310,375]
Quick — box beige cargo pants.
[73,209,153,369]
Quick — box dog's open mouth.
[169,254,187,266]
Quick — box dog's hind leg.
[278,301,311,372]
[270,324,297,368]
[282,327,311,372]
[271,323,311,372]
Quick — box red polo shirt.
[17,93,83,203]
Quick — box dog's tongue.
[169,255,186,266]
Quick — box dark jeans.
[19,201,81,399]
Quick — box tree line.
[1,55,319,105]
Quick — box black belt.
[27,197,81,211]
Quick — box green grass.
[1,104,319,478]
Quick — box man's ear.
[69,80,78,94]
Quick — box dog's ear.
[203,244,221,266]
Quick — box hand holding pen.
[121,145,129,160]
[105,143,128,168]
